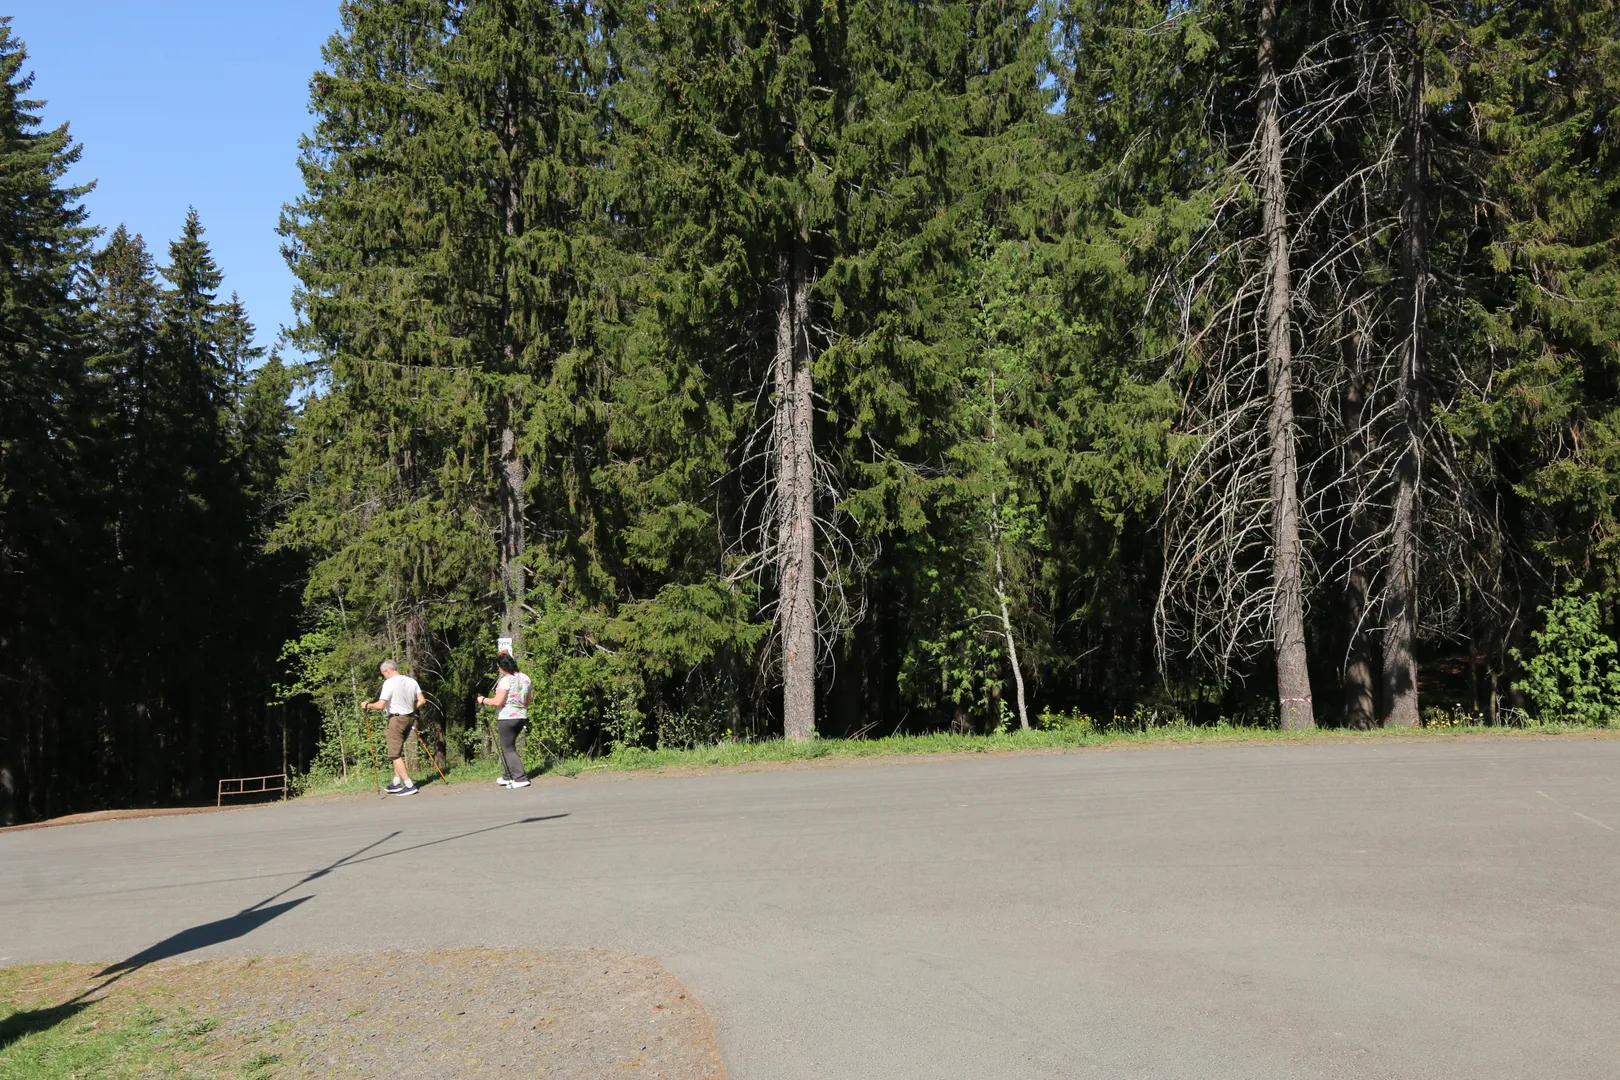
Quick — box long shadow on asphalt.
[2,815,565,1052]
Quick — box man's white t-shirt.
[378,674,422,715]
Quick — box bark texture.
[498,403,526,641]
[1382,43,1428,729]
[986,366,1029,730]
[1257,0,1316,730]
[776,248,817,742]
[497,82,527,644]
[1342,330,1378,729]
[993,535,1031,731]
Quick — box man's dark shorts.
[386,713,417,761]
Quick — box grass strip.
[296,720,1608,798]
[0,963,273,1080]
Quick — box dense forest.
[2,1,1616,824]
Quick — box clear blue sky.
[17,2,341,355]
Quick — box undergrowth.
[293,717,1599,799]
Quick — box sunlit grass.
[294,719,1604,799]
[0,965,229,1080]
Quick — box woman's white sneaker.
[508,778,532,789]
[496,777,511,786]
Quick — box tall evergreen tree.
[217,291,265,421]
[0,18,97,822]
[280,0,625,763]
[1440,0,1620,698]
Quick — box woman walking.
[478,653,533,789]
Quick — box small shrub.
[1512,589,1620,726]
[1035,706,1096,734]
[1420,705,1480,729]
[604,692,649,755]
[654,702,730,750]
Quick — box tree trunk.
[1344,568,1377,729]
[1382,38,1428,729]
[402,607,445,771]
[0,760,15,827]
[497,83,528,646]
[986,366,1030,731]
[991,507,1030,731]
[776,248,817,741]
[1257,0,1315,730]
[1342,326,1378,730]
[498,403,526,641]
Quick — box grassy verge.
[295,720,1608,799]
[0,964,275,1080]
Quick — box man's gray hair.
[380,659,399,673]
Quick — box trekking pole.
[415,723,449,784]
[337,593,382,796]
[360,702,381,796]
[353,676,380,796]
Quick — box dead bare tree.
[775,246,817,741]
[1153,1,1529,728]
[1156,4,1375,718]
[1254,0,1317,729]
[722,240,870,743]
[1380,24,1430,727]
[1155,3,1407,717]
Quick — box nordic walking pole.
[360,699,381,796]
[353,672,380,796]
[337,593,382,796]
[415,721,449,784]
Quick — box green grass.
[0,969,220,1080]
[295,719,1607,799]
[0,964,303,1080]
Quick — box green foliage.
[15,4,1620,821]
[1034,706,1097,735]
[274,610,385,782]
[0,16,97,823]
[1441,0,1620,603]
[0,19,306,823]
[1512,590,1620,726]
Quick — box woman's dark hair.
[495,652,519,675]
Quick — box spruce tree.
[620,0,834,740]
[0,18,96,822]
[217,292,265,422]
[280,0,624,762]
[1439,0,1620,695]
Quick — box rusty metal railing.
[217,773,288,807]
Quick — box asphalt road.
[4,740,1618,1079]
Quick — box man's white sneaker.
[496,778,511,787]
[508,778,532,789]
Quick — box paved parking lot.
[4,739,1618,1078]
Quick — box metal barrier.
[217,773,288,807]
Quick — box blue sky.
[18,2,340,354]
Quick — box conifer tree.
[1439,0,1620,697]
[217,292,265,421]
[280,0,623,761]
[623,0,850,741]
[621,2,1046,737]
[1056,0,1319,719]
[0,18,96,822]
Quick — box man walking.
[363,659,426,796]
